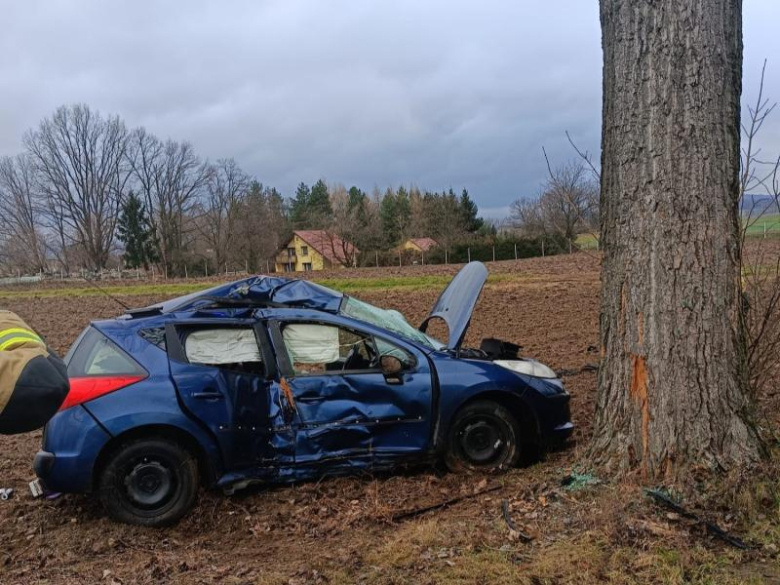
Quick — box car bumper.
[523,386,574,447]
[34,405,111,493]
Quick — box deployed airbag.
[185,328,261,364]
[282,324,339,364]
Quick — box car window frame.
[268,318,416,379]
[67,326,147,378]
[164,319,277,380]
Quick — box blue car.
[34,262,573,526]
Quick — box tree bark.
[593,0,762,479]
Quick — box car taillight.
[59,375,146,411]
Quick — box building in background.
[402,238,438,253]
[275,230,358,272]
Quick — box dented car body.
[34,262,573,525]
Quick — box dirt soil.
[0,253,778,584]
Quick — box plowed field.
[0,253,777,585]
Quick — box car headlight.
[494,359,557,379]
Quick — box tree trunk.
[593,0,762,479]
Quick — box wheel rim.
[457,414,509,466]
[124,458,176,509]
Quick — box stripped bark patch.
[630,354,650,477]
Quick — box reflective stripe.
[0,328,43,351]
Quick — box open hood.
[419,262,488,349]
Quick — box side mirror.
[380,355,404,384]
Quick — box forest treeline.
[0,104,595,276]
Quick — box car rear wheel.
[445,400,521,473]
[97,437,199,527]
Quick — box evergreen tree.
[289,182,310,227]
[395,186,412,239]
[309,179,333,220]
[348,186,366,211]
[459,188,484,233]
[117,191,157,269]
[380,187,399,245]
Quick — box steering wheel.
[343,341,378,371]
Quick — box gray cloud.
[1,0,778,214]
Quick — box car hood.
[419,262,488,349]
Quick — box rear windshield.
[67,327,146,377]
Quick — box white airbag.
[283,324,340,364]
[185,328,261,364]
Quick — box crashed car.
[34,262,572,526]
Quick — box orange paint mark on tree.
[630,354,650,478]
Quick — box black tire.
[445,400,521,473]
[97,437,199,527]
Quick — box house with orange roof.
[275,230,358,272]
[402,237,439,253]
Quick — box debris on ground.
[561,471,601,491]
[500,499,533,542]
[644,488,751,550]
[390,484,502,522]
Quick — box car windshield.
[341,297,445,350]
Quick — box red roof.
[294,230,358,266]
[407,237,438,252]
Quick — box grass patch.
[576,233,600,250]
[0,274,520,300]
[744,213,780,238]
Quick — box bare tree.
[510,197,549,238]
[327,184,384,266]
[24,105,131,271]
[237,182,290,271]
[198,159,249,271]
[128,128,210,275]
[0,154,47,272]
[738,62,780,396]
[512,159,598,248]
[593,0,762,479]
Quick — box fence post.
[542,240,545,257]
[514,243,518,260]
[467,248,471,263]
[184,265,188,279]
[492,246,496,262]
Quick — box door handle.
[193,391,224,400]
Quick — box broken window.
[281,323,377,375]
[184,327,264,374]
[280,323,414,376]
[341,297,444,350]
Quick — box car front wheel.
[445,400,521,473]
[97,437,199,527]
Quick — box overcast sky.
[1,1,779,217]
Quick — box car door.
[165,319,288,474]
[268,318,434,470]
